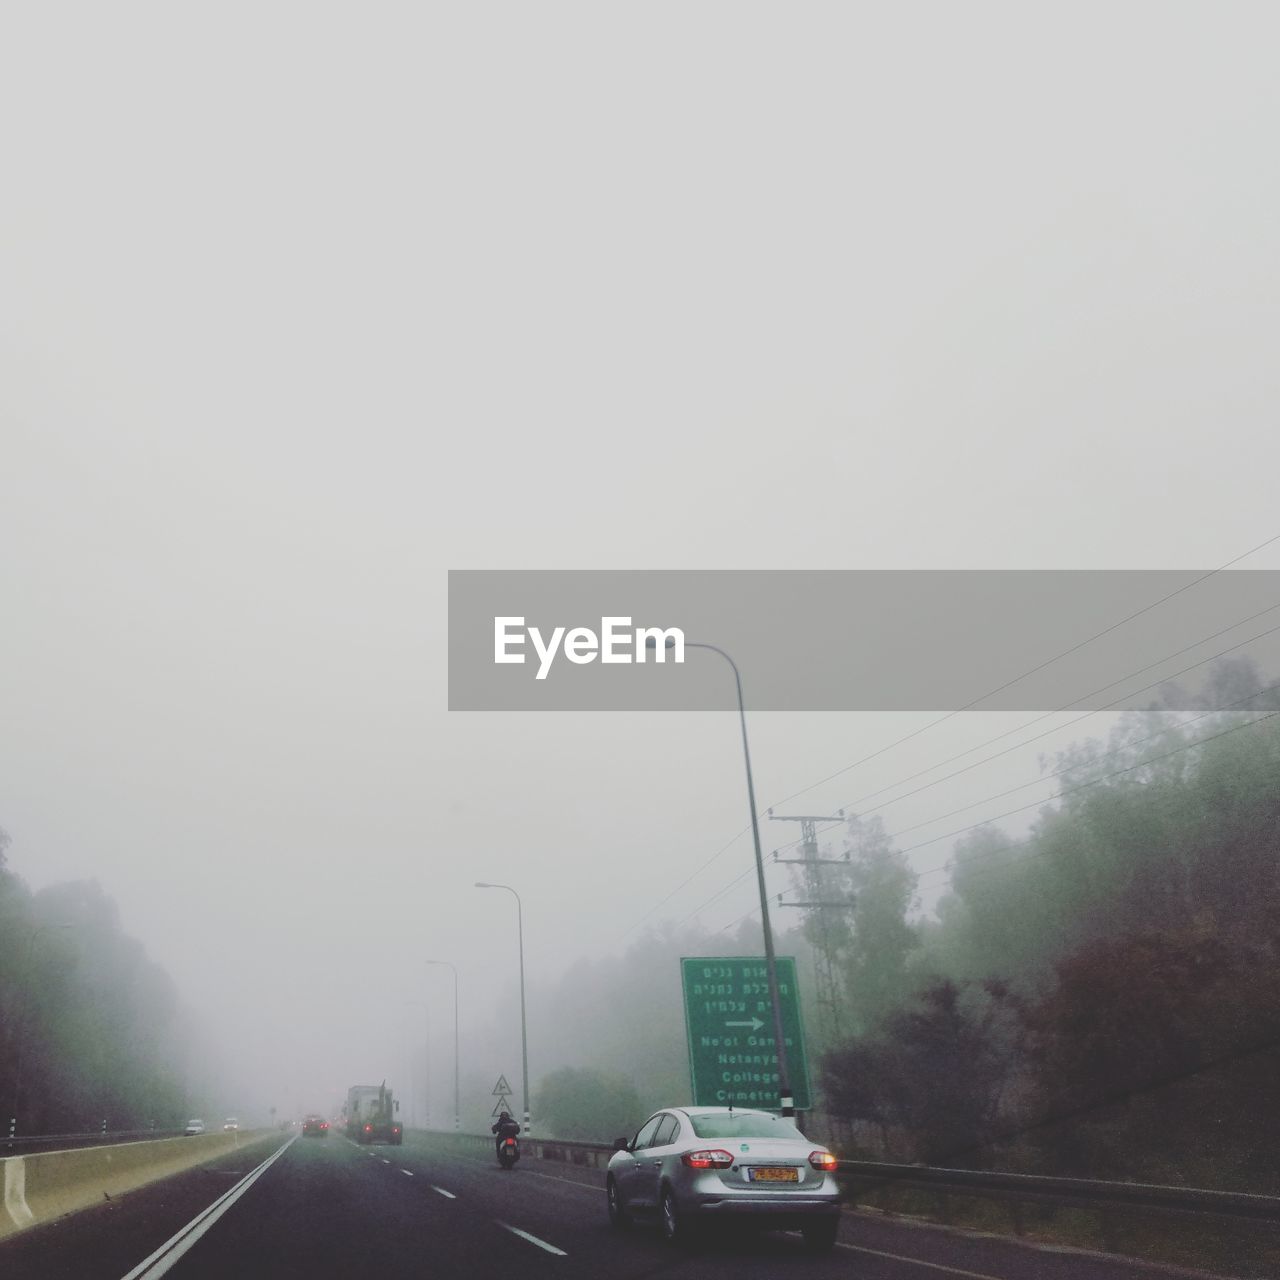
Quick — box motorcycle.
[497,1134,520,1169]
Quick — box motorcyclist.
[491,1109,520,1157]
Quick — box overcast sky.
[3,3,1278,1120]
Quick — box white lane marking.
[515,1170,596,1193]
[381,1158,391,1165]
[498,1222,567,1256]
[431,1185,456,1199]
[118,1136,297,1280]
[428,1146,598,1193]
[837,1243,1005,1279]
[400,1169,414,1177]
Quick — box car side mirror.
[612,1137,629,1151]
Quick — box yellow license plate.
[747,1167,798,1182]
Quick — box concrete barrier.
[0,1129,280,1241]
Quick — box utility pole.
[769,812,853,1043]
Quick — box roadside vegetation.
[533,659,1280,1201]
[0,843,193,1135]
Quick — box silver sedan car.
[606,1106,841,1253]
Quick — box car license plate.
[747,1167,798,1182]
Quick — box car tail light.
[681,1149,734,1169]
[364,1125,372,1132]
[809,1150,838,1171]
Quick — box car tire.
[660,1186,698,1249]
[801,1217,840,1254]
[606,1176,630,1231]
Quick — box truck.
[345,1081,403,1144]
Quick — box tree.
[823,978,1023,1163]
[534,1067,644,1141]
[0,855,193,1135]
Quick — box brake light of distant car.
[808,1150,838,1171]
[364,1125,372,1132]
[321,1122,328,1129]
[681,1149,734,1169]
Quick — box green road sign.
[680,956,812,1110]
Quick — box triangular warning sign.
[491,1097,512,1117]
[491,1075,512,1096]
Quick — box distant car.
[222,1117,239,1131]
[184,1118,206,1136]
[302,1114,330,1137]
[605,1107,841,1253]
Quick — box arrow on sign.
[726,1017,766,1031]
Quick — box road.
[1,1131,1221,1280]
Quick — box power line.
[719,893,784,936]
[764,532,1280,814]
[618,533,1280,938]
[717,687,1280,933]
[656,647,1278,942]
[886,680,1280,843]
[903,705,1280,869]
[716,703,1280,930]
[854,607,1280,814]
[707,701,1279,998]
[901,691,1280,890]
[771,611,1280,858]
[620,825,751,939]
[676,860,759,928]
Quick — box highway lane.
[0,1131,288,1279]
[1,1129,1232,1279]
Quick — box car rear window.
[687,1112,803,1140]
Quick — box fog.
[3,4,1279,1132]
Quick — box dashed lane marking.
[432,1186,457,1199]
[516,1170,597,1193]
[400,1169,414,1177]
[498,1222,567,1257]
[420,1147,597,1194]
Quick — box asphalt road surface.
[1,1131,1227,1279]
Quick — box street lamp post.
[8,922,73,1140]
[653,635,796,1118]
[425,960,460,1132]
[404,999,430,1130]
[474,882,529,1135]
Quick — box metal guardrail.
[424,1129,1280,1226]
[1,1129,187,1154]
[834,1159,1280,1226]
